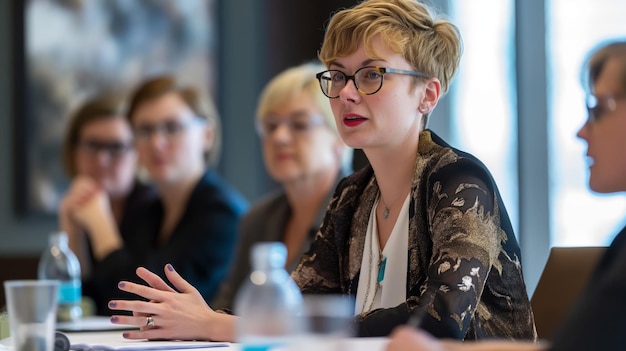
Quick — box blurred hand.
[386,327,446,351]
[61,176,122,260]
[71,183,114,232]
[109,264,236,342]
[59,176,101,236]
[387,327,545,351]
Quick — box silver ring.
[146,316,155,327]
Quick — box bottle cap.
[49,232,68,245]
[251,242,287,270]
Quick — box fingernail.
[118,282,125,288]
[108,301,117,308]
[111,316,118,322]
[123,333,129,338]
[167,264,174,272]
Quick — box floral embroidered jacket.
[292,130,537,340]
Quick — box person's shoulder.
[420,130,494,182]
[124,181,160,216]
[242,191,287,222]
[128,181,159,204]
[193,169,249,213]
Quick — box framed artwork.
[14,0,218,215]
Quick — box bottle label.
[58,281,81,304]
[240,337,287,351]
[241,343,283,351]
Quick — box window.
[547,0,626,246]
[449,0,519,233]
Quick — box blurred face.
[258,90,341,184]
[74,117,136,198]
[577,57,626,193]
[131,92,209,185]
[327,35,425,151]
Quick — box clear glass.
[448,0,519,234]
[547,0,626,246]
[4,280,59,351]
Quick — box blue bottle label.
[58,281,81,304]
[240,338,286,351]
[241,344,280,351]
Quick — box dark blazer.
[84,169,248,315]
[550,224,626,351]
[211,172,346,311]
[292,130,536,340]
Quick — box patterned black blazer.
[292,130,537,340]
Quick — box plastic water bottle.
[38,232,83,322]
[234,242,305,351]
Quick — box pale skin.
[384,55,626,351]
[111,265,235,341]
[328,34,439,249]
[386,327,544,351]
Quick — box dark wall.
[218,0,359,201]
[0,0,359,253]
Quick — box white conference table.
[0,317,389,351]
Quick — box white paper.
[70,340,228,351]
[57,316,137,332]
[66,331,229,351]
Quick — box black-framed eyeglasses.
[255,113,326,138]
[134,117,205,142]
[77,139,133,158]
[585,94,626,124]
[315,66,430,99]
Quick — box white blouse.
[355,193,410,314]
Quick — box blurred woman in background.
[69,77,248,315]
[385,39,626,351]
[59,93,156,315]
[211,61,352,310]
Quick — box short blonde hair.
[256,61,336,133]
[256,61,353,171]
[319,0,462,128]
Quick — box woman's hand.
[71,182,114,232]
[109,264,237,342]
[386,327,447,351]
[62,178,122,260]
[59,177,101,236]
[386,326,546,351]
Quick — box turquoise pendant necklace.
[377,256,387,284]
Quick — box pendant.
[383,208,389,219]
[377,257,387,284]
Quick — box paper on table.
[70,340,229,350]
[66,331,229,351]
[58,316,137,332]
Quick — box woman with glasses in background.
[70,76,248,315]
[108,0,533,342]
[60,94,157,316]
[384,39,626,351]
[210,61,352,311]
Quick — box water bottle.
[38,232,83,322]
[234,242,305,351]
